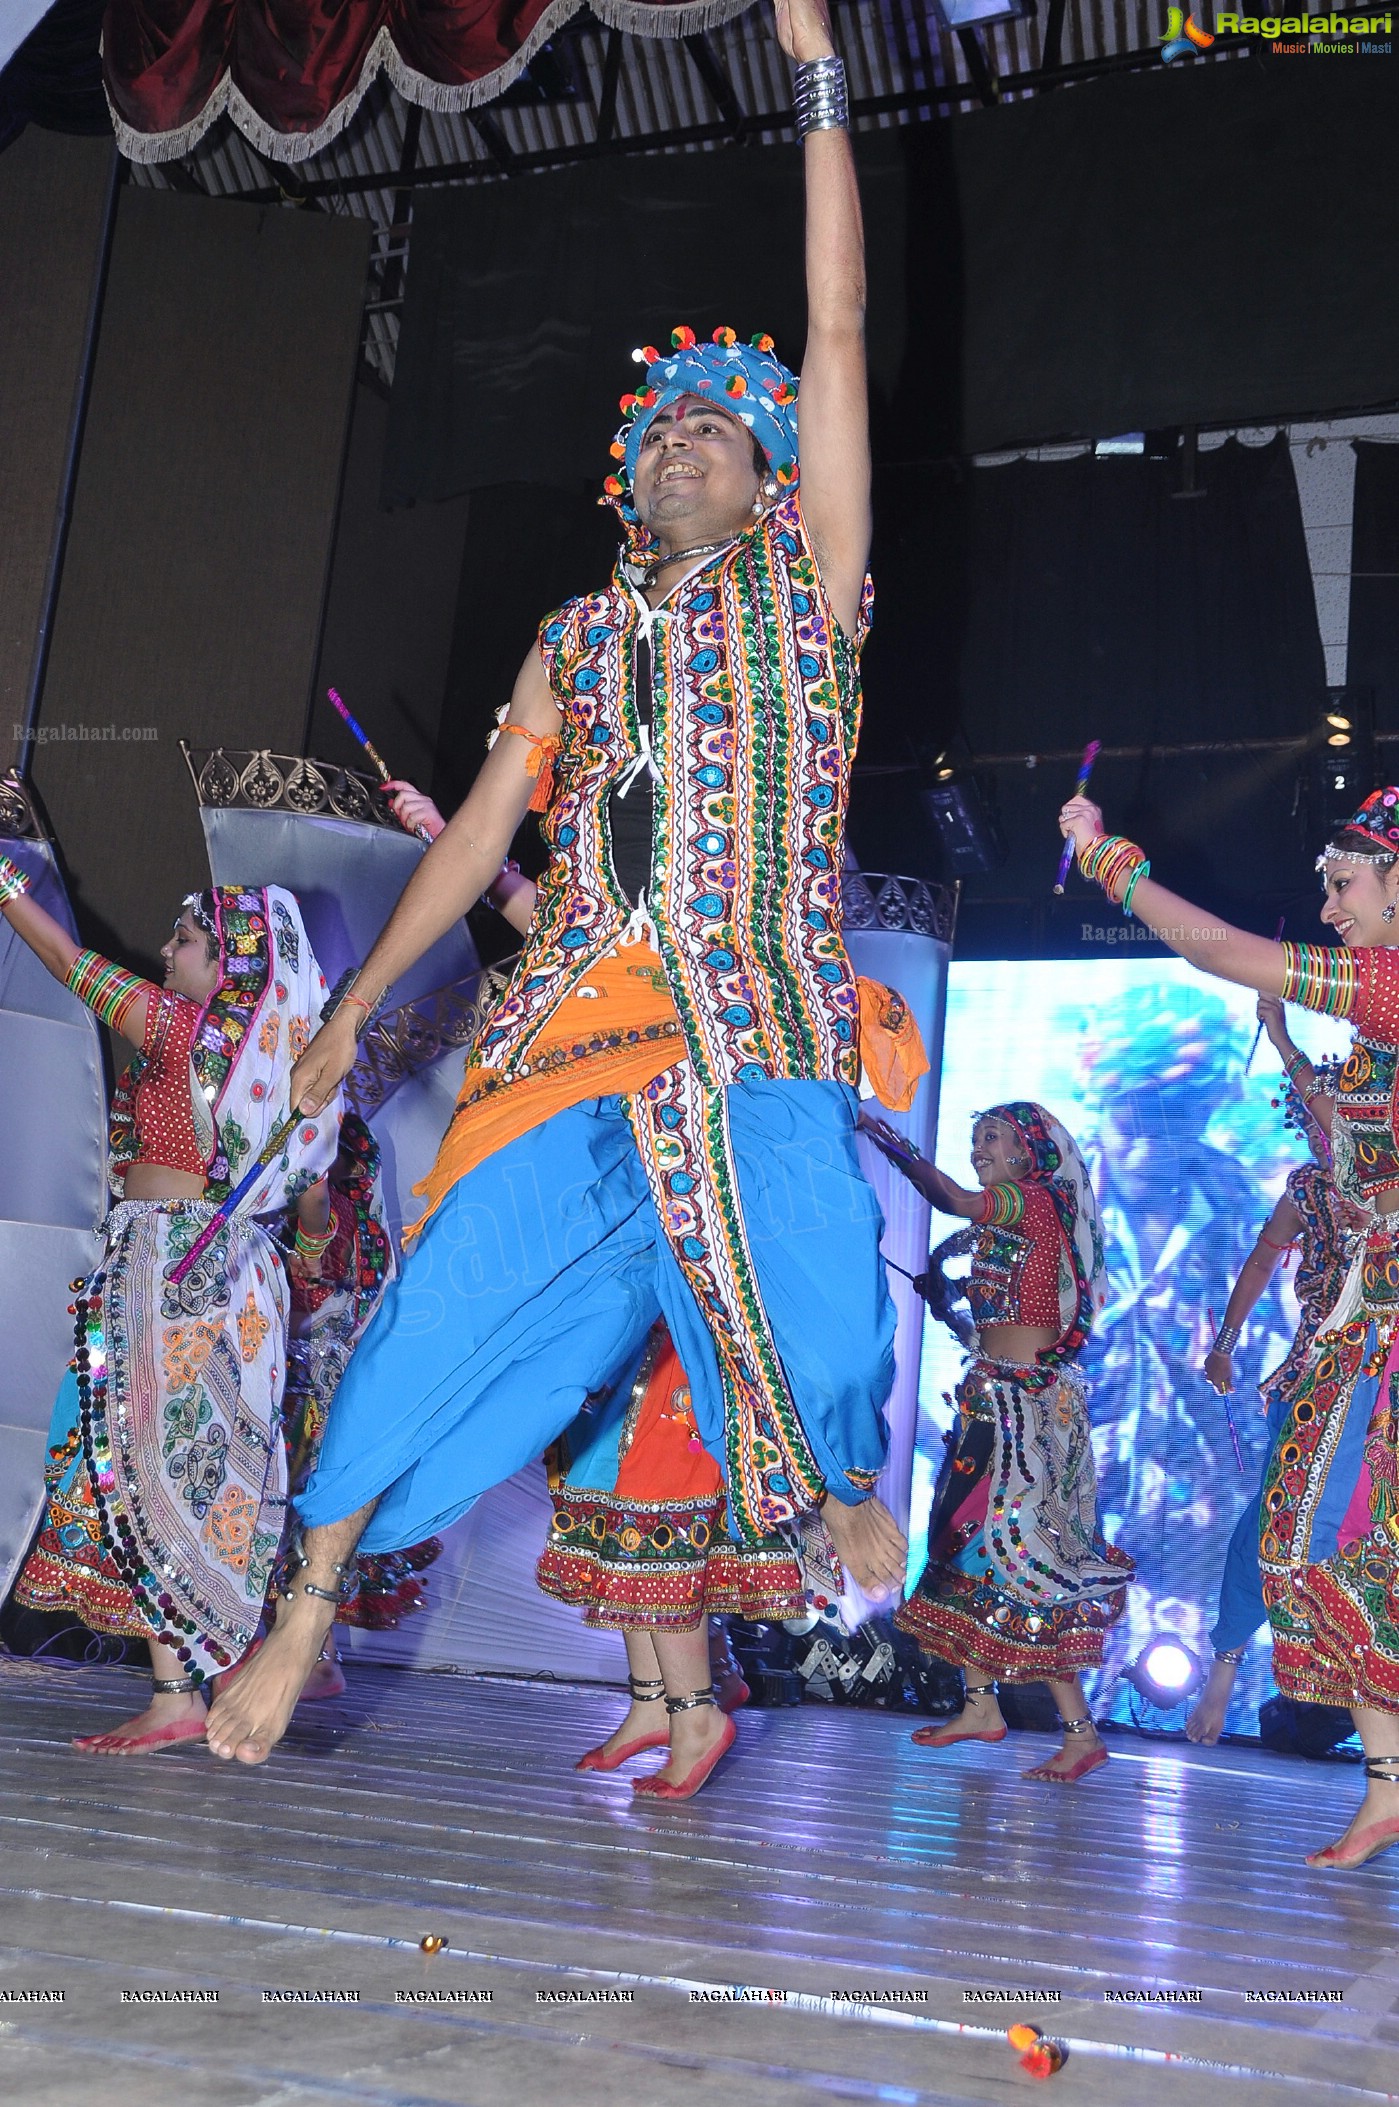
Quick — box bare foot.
[823,1493,907,1594]
[205,1593,333,1764]
[714,1667,750,1714]
[643,1701,729,1789]
[1023,1726,1107,1782]
[73,1688,206,1755]
[911,1688,1006,1745]
[1185,1659,1238,1745]
[299,1655,348,1703]
[1306,1778,1399,1867]
[592,1692,667,1761]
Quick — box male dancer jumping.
[208,0,906,1769]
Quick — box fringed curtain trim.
[104,0,760,167]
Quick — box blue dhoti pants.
[299,1079,896,1554]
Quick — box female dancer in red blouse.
[0,861,337,1751]
[866,1102,1131,1783]
[1060,786,1399,1867]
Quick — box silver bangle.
[794,54,848,137]
[1212,1324,1240,1356]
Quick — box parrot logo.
[1161,6,1216,54]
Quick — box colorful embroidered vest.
[462,493,870,1098]
[1333,1035,1399,1206]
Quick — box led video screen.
[914,957,1352,1736]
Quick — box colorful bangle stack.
[0,853,32,907]
[65,948,147,1034]
[1282,1049,1308,1084]
[1279,940,1359,1019]
[1078,833,1148,908]
[294,1221,335,1259]
[1120,858,1152,919]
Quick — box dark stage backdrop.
[0,128,114,772]
[310,378,472,802]
[1350,441,1399,753]
[854,434,1331,955]
[31,186,368,973]
[386,58,1399,499]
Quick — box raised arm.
[776,0,870,637]
[1202,1190,1302,1396]
[0,852,153,1046]
[858,1112,984,1217]
[291,649,560,1113]
[1060,798,1287,996]
[1257,993,1334,1140]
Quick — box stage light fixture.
[1304,688,1375,837]
[921,773,1005,876]
[1124,1634,1205,1710]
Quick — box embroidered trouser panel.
[299,1079,895,1555]
[895,1359,1131,1682]
[1260,1224,1399,1712]
[17,1199,288,1683]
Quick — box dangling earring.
[762,477,779,500]
[1383,904,1396,923]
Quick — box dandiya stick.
[1244,916,1287,1072]
[167,1109,304,1286]
[326,686,432,843]
[1052,740,1101,894]
[167,971,364,1287]
[1208,1305,1247,1472]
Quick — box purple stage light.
[1126,1635,1206,1711]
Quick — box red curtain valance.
[105,0,755,164]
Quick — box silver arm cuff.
[794,54,848,137]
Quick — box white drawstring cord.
[619,895,658,948]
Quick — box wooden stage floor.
[1,1658,1397,2107]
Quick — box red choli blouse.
[119,992,210,1183]
[965,1180,1066,1331]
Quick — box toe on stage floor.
[0,1658,1394,2107]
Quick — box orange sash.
[405,939,683,1241]
[406,953,931,1243]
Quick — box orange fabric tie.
[497,723,560,813]
[857,975,930,1113]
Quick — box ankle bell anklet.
[152,1675,198,1695]
[1060,1714,1097,1735]
[964,1680,997,1698]
[664,1684,718,1714]
[280,1532,353,1608]
[1364,1756,1399,1782]
[628,1675,666,1702]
